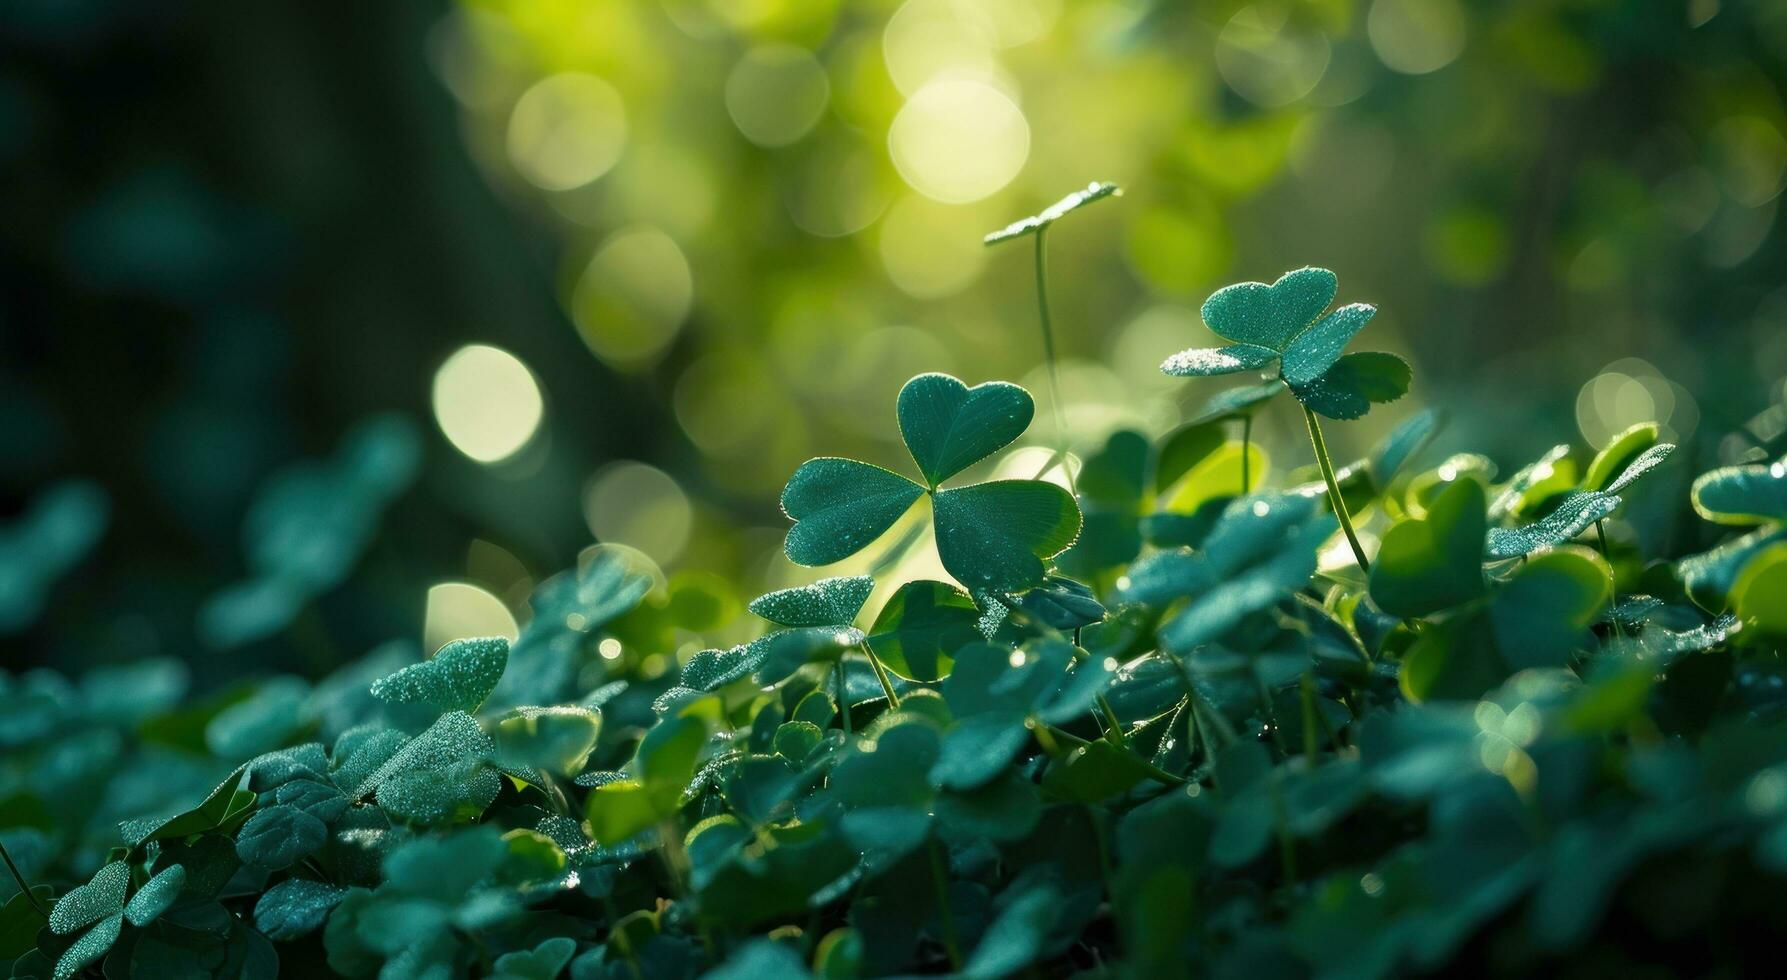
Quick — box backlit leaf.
[748,576,875,627]
[933,481,1082,594]
[897,374,1035,487]
[781,458,925,565]
[1369,477,1487,617]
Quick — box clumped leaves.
[11,281,1787,980]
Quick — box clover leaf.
[1369,477,1488,617]
[781,374,1081,596]
[748,576,874,627]
[984,182,1121,245]
[370,636,509,715]
[1691,458,1787,525]
[1161,268,1409,421]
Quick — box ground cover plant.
[8,185,1787,979]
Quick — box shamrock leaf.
[749,576,874,627]
[1202,267,1337,351]
[48,861,128,935]
[1369,477,1487,617]
[897,374,1035,488]
[588,714,711,845]
[1289,351,1411,420]
[1582,423,1660,492]
[1733,542,1787,635]
[1690,459,1787,525]
[370,636,509,715]
[123,864,186,927]
[866,580,982,682]
[254,879,347,941]
[781,458,925,565]
[1486,490,1619,560]
[1281,304,1378,386]
[984,181,1121,245]
[1403,547,1610,701]
[933,481,1082,594]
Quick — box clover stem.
[1299,673,1320,761]
[858,643,901,709]
[1303,405,1370,573]
[0,841,45,918]
[1030,226,1078,495]
[1039,724,1186,787]
[929,839,964,971]
[1240,415,1253,495]
[835,659,852,735]
[1097,695,1128,748]
[1595,520,1625,639]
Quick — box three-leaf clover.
[1160,267,1410,420]
[780,373,1082,595]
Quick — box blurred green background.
[5,0,1786,683]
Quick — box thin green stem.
[0,841,45,918]
[1303,404,1370,573]
[1240,415,1253,496]
[929,839,964,971]
[1299,673,1320,761]
[858,643,901,708]
[1595,520,1625,640]
[836,658,852,736]
[1030,227,1077,495]
[1096,695,1128,747]
[1039,723,1186,787]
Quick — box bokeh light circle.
[431,344,545,464]
[724,44,831,148]
[1368,0,1467,75]
[582,461,693,564]
[1215,6,1331,107]
[888,79,1030,204]
[506,73,628,192]
[570,226,694,368]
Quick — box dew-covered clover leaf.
[254,879,347,941]
[781,459,926,565]
[984,181,1121,245]
[1289,351,1411,420]
[370,636,509,715]
[123,864,185,927]
[1690,459,1787,525]
[1369,476,1488,617]
[749,576,874,628]
[1161,268,1408,421]
[1486,490,1620,560]
[898,374,1035,489]
[933,481,1082,594]
[779,374,1082,595]
[48,861,128,935]
[1119,491,1335,653]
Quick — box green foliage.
[781,372,1081,595]
[13,267,1787,980]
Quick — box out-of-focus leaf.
[1691,461,1787,525]
[983,181,1120,244]
[1370,477,1487,617]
